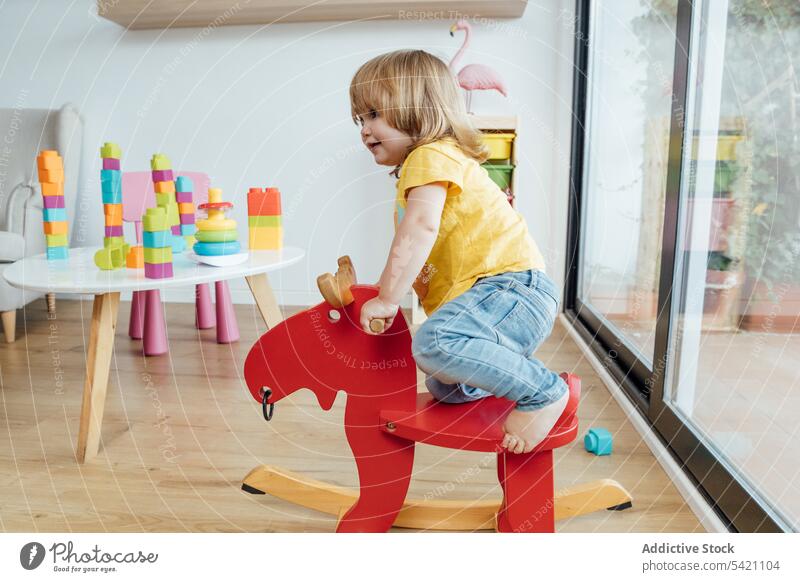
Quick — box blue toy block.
[143,230,171,248]
[101,181,121,196]
[46,245,69,260]
[175,176,193,192]
[180,223,197,236]
[171,233,186,253]
[43,208,67,222]
[100,169,121,184]
[584,427,613,456]
[102,189,123,204]
[193,240,241,257]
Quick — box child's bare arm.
[377,182,447,305]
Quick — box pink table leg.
[129,290,146,339]
[195,283,215,329]
[214,280,239,343]
[143,289,168,356]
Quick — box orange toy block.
[178,202,194,215]
[41,182,64,196]
[154,180,176,194]
[247,187,281,216]
[38,168,64,183]
[43,221,68,235]
[37,151,63,170]
[104,204,123,226]
[126,245,144,269]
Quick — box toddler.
[349,50,569,454]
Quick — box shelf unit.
[97,1,529,29]
[410,114,519,325]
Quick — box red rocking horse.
[242,257,632,532]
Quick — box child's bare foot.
[502,391,570,454]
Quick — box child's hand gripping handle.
[317,255,386,333]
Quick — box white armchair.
[0,103,82,342]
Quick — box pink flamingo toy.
[449,19,509,113]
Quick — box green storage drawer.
[483,162,514,190]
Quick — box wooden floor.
[0,298,703,532]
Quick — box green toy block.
[104,236,125,248]
[248,215,282,228]
[94,245,125,270]
[150,154,171,171]
[144,246,173,264]
[100,142,122,159]
[46,234,68,246]
[156,192,174,207]
[166,202,179,226]
[143,207,168,231]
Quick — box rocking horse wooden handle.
[317,255,387,333]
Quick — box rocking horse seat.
[380,373,581,453]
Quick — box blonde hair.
[349,50,489,168]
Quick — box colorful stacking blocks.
[175,176,197,247]
[143,207,173,279]
[95,142,131,270]
[194,187,241,257]
[247,187,282,250]
[37,151,69,260]
[150,153,185,253]
[584,427,613,456]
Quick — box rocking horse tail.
[338,407,415,532]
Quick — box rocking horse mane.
[244,285,418,412]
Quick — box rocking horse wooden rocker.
[242,256,632,532]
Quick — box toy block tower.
[150,153,185,253]
[95,142,130,269]
[37,150,69,260]
[247,187,282,250]
[142,206,173,279]
[175,176,197,247]
[193,187,241,257]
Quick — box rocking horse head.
[244,256,419,418]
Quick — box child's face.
[357,110,414,167]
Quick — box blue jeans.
[411,269,568,411]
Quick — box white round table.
[3,246,305,463]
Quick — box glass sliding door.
[567,0,797,531]
[577,0,679,368]
[658,0,800,531]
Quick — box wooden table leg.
[77,292,120,463]
[245,273,283,329]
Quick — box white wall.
[0,0,574,307]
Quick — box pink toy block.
[195,284,215,329]
[152,169,174,182]
[103,158,121,170]
[180,213,195,224]
[43,195,65,209]
[214,280,239,343]
[171,225,181,235]
[143,289,168,356]
[176,191,193,203]
[144,261,173,279]
[105,225,124,237]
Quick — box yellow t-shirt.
[395,138,546,315]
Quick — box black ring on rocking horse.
[261,388,275,421]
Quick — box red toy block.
[247,187,281,216]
